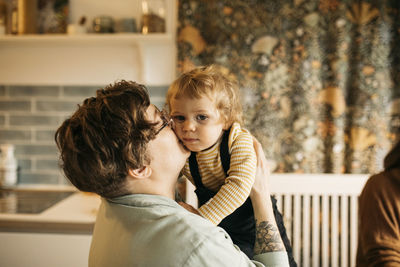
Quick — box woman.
[55,80,289,267]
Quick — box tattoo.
[254,219,285,254]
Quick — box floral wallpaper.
[177,0,400,174]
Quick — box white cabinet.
[0,0,177,86]
[0,191,100,267]
[0,232,92,267]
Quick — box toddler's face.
[169,95,225,152]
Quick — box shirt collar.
[107,193,182,209]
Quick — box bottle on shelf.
[0,144,18,186]
[18,0,37,34]
[141,0,166,34]
[0,1,6,35]
[10,0,18,34]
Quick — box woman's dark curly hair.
[55,81,158,198]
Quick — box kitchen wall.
[0,0,176,185]
[0,84,167,184]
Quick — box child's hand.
[178,201,201,216]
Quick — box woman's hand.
[178,201,201,216]
[251,137,271,198]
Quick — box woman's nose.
[182,120,195,132]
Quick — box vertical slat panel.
[312,195,320,267]
[331,195,339,267]
[350,196,358,267]
[321,195,329,267]
[302,195,310,267]
[284,194,293,243]
[269,174,368,267]
[293,194,301,264]
[341,195,349,267]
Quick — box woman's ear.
[128,165,152,179]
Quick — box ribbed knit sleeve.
[197,123,257,225]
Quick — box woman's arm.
[251,138,285,255]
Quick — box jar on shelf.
[0,144,18,186]
[140,0,165,34]
[93,16,115,33]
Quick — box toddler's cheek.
[172,126,183,139]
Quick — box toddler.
[166,65,294,264]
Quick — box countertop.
[0,185,100,234]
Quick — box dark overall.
[189,129,297,266]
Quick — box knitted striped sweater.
[182,122,257,225]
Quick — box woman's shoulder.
[361,169,400,200]
[365,169,400,189]
[173,209,231,245]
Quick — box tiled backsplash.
[0,84,168,185]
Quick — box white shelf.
[0,0,177,86]
[0,33,174,46]
[0,32,176,86]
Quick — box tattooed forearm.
[254,219,285,254]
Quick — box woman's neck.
[128,176,176,199]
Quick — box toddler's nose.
[183,120,196,132]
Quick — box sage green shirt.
[89,194,289,267]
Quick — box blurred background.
[176,0,400,175]
[0,0,399,186]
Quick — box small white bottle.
[0,144,18,186]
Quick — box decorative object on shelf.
[92,15,114,33]
[0,1,6,35]
[67,15,86,34]
[17,0,37,34]
[37,0,68,34]
[0,144,18,186]
[115,18,137,33]
[141,0,165,34]
[10,0,17,34]
[6,0,38,35]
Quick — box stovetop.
[0,189,74,214]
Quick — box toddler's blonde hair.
[166,65,243,127]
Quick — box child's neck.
[198,129,226,153]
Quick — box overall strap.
[189,152,203,188]
[188,127,232,187]
[219,127,231,175]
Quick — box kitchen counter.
[0,185,100,234]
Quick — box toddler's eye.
[172,115,185,122]
[196,114,208,121]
